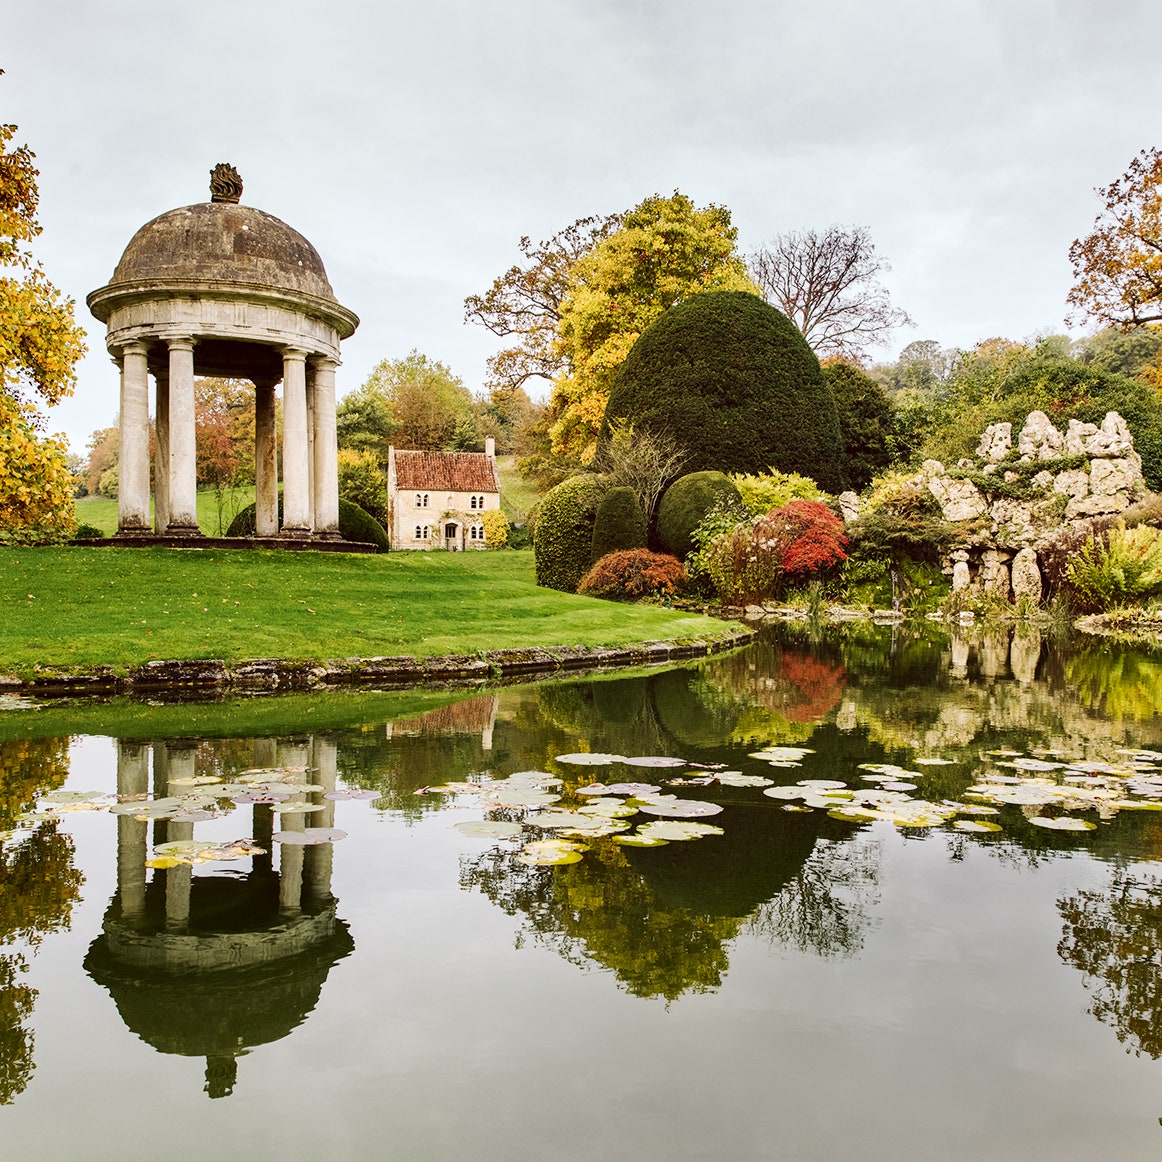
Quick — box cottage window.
[470,524,485,542]
[469,495,478,510]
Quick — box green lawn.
[496,455,542,520]
[0,547,732,673]
[75,485,256,537]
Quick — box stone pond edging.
[0,629,757,699]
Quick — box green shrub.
[1062,522,1162,612]
[656,471,743,559]
[337,449,388,524]
[72,524,105,540]
[822,360,894,491]
[533,474,609,591]
[480,508,509,549]
[226,498,390,551]
[591,486,647,560]
[706,500,848,604]
[98,466,118,499]
[578,550,686,600]
[730,470,824,516]
[602,291,846,490]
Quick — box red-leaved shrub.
[578,550,687,600]
[707,499,847,604]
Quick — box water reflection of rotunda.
[84,737,353,1098]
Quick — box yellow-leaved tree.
[0,75,86,543]
[548,192,758,463]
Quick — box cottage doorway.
[444,522,460,551]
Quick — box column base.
[116,524,153,537]
[164,523,204,538]
[279,526,313,537]
[314,527,341,540]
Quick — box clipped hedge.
[226,498,390,551]
[533,474,609,591]
[656,471,742,560]
[591,486,647,561]
[602,291,846,490]
[822,360,894,492]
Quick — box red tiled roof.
[393,450,499,492]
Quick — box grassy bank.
[76,485,256,537]
[0,547,733,673]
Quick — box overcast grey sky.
[5,0,1159,452]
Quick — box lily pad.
[270,802,326,814]
[41,790,105,804]
[453,820,524,839]
[145,856,190,869]
[763,786,807,800]
[1028,816,1097,831]
[323,788,380,800]
[637,821,724,841]
[168,776,223,786]
[798,779,847,789]
[953,819,1003,833]
[579,799,638,818]
[170,810,217,823]
[479,787,561,807]
[613,833,670,847]
[638,799,723,818]
[715,772,774,788]
[555,753,625,766]
[526,811,610,830]
[600,783,661,796]
[915,758,954,766]
[233,792,291,804]
[273,827,348,845]
[619,756,687,768]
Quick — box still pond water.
[2,623,1162,1160]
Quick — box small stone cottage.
[386,438,501,550]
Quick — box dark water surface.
[2,622,1162,1161]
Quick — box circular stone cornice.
[87,278,360,340]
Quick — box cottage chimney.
[485,436,495,458]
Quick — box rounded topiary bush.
[656,471,742,560]
[533,474,609,591]
[226,498,390,551]
[602,291,846,491]
[822,360,894,493]
[591,486,647,561]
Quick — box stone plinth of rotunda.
[87,164,359,545]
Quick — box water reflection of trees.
[1058,869,1162,1059]
[746,836,881,959]
[0,735,84,1105]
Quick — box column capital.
[282,346,309,363]
[166,335,196,353]
[308,354,340,371]
[119,340,151,358]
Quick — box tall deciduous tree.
[0,78,86,542]
[748,225,912,359]
[1069,148,1162,329]
[548,191,758,463]
[359,350,476,451]
[464,213,621,394]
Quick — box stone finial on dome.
[209,163,243,204]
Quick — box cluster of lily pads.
[12,765,379,867]
[437,742,1162,865]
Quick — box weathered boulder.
[1090,456,1143,497]
[1010,547,1043,604]
[928,476,987,521]
[1053,468,1089,500]
[1018,411,1064,459]
[1066,492,1131,519]
[976,422,1012,461]
[1086,412,1135,457]
[979,549,1011,596]
[837,490,860,522]
[1065,419,1099,455]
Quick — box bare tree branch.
[748,225,913,359]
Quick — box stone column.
[304,736,337,905]
[117,341,152,533]
[153,367,170,533]
[116,742,150,921]
[281,348,311,533]
[253,379,279,536]
[163,744,197,932]
[166,337,200,535]
[311,357,341,538]
[306,378,316,528]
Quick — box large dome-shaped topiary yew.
[602,291,846,492]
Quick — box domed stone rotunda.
[87,164,359,542]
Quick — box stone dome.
[104,200,337,303]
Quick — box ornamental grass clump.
[577,550,686,600]
[706,499,847,605]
